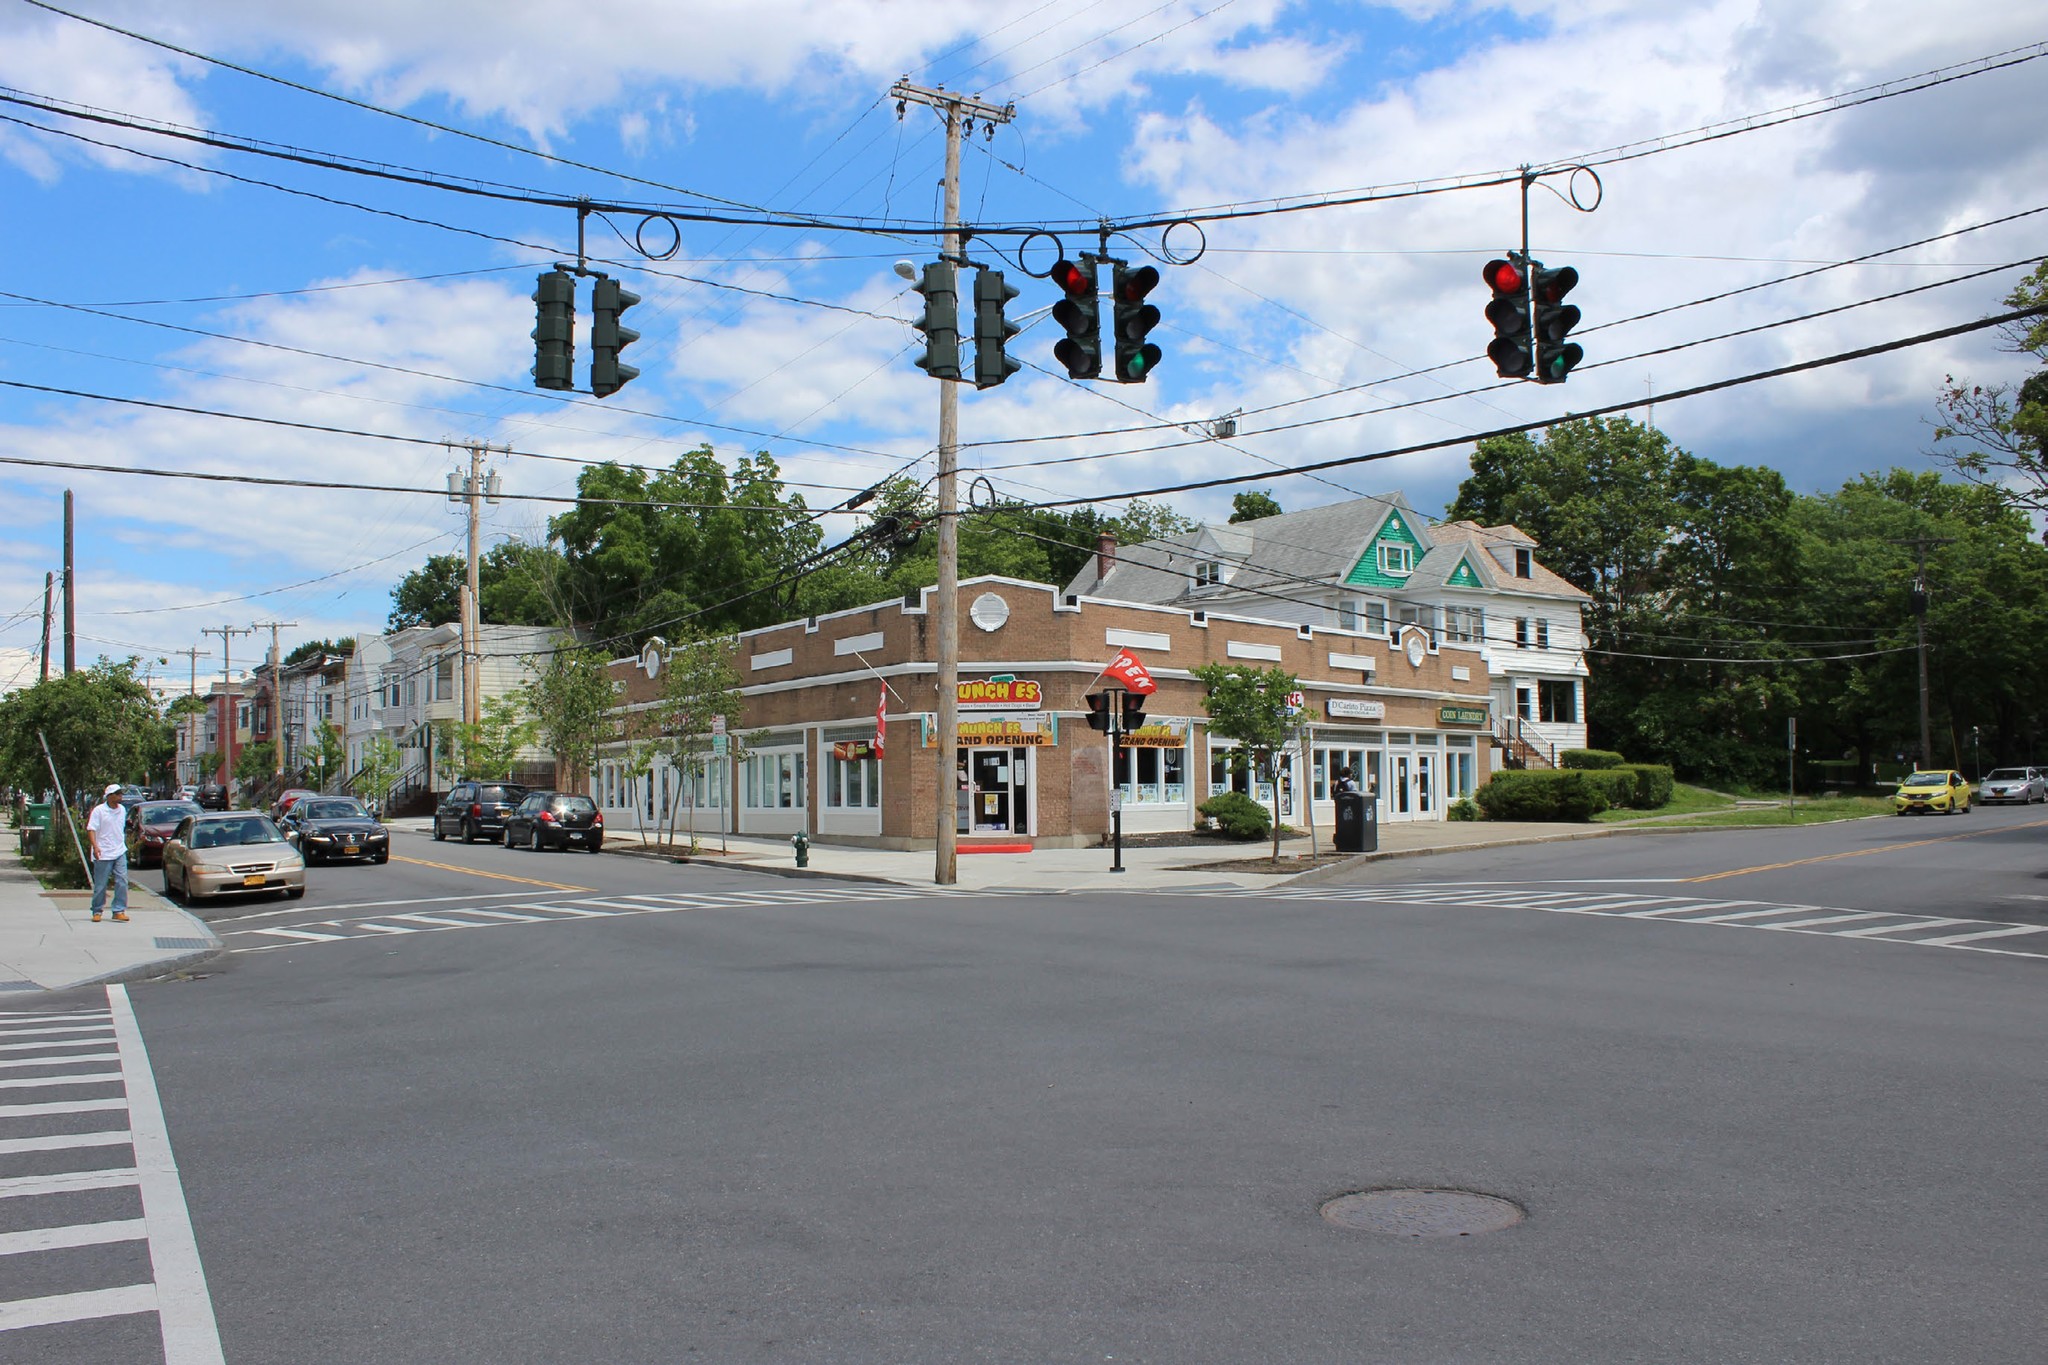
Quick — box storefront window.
[1115,744,1187,804]
[744,752,805,809]
[825,750,880,809]
[1446,738,1477,799]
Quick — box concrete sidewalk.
[0,839,225,994]
[435,816,1630,893]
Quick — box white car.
[1977,767,2046,804]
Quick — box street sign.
[1284,690,1306,713]
[712,715,726,736]
[712,735,727,756]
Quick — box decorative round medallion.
[640,637,665,679]
[970,592,1011,632]
[1404,628,1426,669]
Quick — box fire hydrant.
[792,831,810,867]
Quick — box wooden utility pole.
[1891,536,1954,766]
[447,440,503,727]
[889,79,1015,885]
[61,489,75,675]
[252,620,298,779]
[39,571,52,683]
[201,625,252,789]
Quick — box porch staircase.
[1492,717,1556,770]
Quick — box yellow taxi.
[1892,769,1973,815]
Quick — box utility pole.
[1891,536,1953,766]
[890,78,1015,885]
[61,489,75,675]
[174,646,209,696]
[39,571,52,683]
[447,440,503,728]
[253,620,298,779]
[201,625,252,790]
[173,646,211,789]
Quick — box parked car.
[126,799,203,867]
[271,788,318,821]
[178,785,199,801]
[433,781,530,843]
[162,812,306,902]
[502,790,604,852]
[1892,769,1972,815]
[195,782,230,811]
[281,797,390,865]
[1977,767,2046,804]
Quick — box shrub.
[1560,748,1627,770]
[1447,796,1480,822]
[1474,770,1608,821]
[1582,768,1637,810]
[1617,763,1676,809]
[1198,790,1272,840]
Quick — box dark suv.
[433,781,530,843]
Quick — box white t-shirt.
[86,803,128,861]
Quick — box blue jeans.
[89,854,128,915]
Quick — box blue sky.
[0,0,2043,688]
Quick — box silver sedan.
[1977,767,2046,804]
[162,812,307,903]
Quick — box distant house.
[1064,493,1591,767]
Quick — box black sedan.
[282,797,391,865]
[503,791,604,853]
[127,799,203,867]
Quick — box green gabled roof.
[1446,554,1483,588]
[1343,507,1424,588]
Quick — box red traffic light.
[1535,265,1579,304]
[1051,259,1094,297]
[1482,258,1522,294]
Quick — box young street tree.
[354,736,404,815]
[644,632,744,849]
[523,646,615,792]
[0,661,166,798]
[1192,662,1300,861]
[437,694,536,782]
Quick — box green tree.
[387,542,569,631]
[1192,663,1299,860]
[311,719,347,790]
[354,736,404,813]
[1229,490,1283,523]
[1929,260,2048,517]
[0,660,165,798]
[522,646,616,791]
[284,637,355,667]
[646,632,744,848]
[234,741,277,789]
[437,694,536,782]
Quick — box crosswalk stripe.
[513,903,617,917]
[0,1011,112,1023]
[1681,907,1830,924]
[448,908,547,922]
[0,1069,123,1089]
[0,1282,160,1331]
[0,1167,139,1198]
[0,1097,127,1118]
[0,1050,120,1070]
[385,912,491,927]
[1834,917,1969,937]
[0,1218,148,1257]
[0,1037,117,1053]
[249,927,346,943]
[1763,912,1889,930]
[1915,924,2048,947]
[0,1219,148,1260]
[0,1129,130,1155]
[0,1024,114,1039]
[351,922,417,934]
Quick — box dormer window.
[1194,560,1223,588]
[1380,544,1414,576]
[1514,547,1532,578]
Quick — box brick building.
[598,575,1500,849]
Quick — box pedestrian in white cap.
[86,783,130,923]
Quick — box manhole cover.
[1321,1188,1524,1238]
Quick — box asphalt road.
[7,811,2044,1363]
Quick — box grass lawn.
[1592,783,1737,823]
[1649,795,1897,827]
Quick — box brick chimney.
[1095,531,1118,583]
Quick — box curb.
[1278,826,1632,888]
[603,843,903,887]
[48,889,227,992]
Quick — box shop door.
[1392,753,1413,818]
[1415,753,1435,816]
[963,748,1029,834]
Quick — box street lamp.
[1971,725,1981,781]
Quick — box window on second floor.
[1380,544,1414,576]
[1536,618,1550,650]
[1514,547,1532,578]
[435,657,456,701]
[1337,597,1362,631]
[1514,617,1530,647]
[1194,560,1223,588]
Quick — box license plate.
[343,842,359,852]
[567,832,585,841]
[242,874,266,887]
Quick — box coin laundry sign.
[958,676,1042,710]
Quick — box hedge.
[1560,748,1628,770]
[1473,769,1609,821]
[1581,768,1638,810]
[1198,790,1272,840]
[1617,763,1676,809]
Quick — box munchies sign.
[958,676,1042,710]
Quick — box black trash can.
[1334,791,1377,854]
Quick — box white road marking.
[0,1096,127,1117]
[1915,924,2048,946]
[0,1011,115,1023]
[0,1069,122,1089]
[1834,917,1969,938]
[1762,912,1889,930]
[107,983,227,1364]
[0,1036,119,1053]
[384,912,491,928]
[209,888,582,923]
[351,921,418,934]
[0,1024,115,1039]
[0,1166,138,1198]
[248,926,347,943]
[0,1283,160,1332]
[0,1050,120,1069]
[0,1218,147,1257]
[449,908,547,922]
[0,1128,130,1155]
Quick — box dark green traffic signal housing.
[912,260,962,381]
[1482,256,1532,379]
[1050,257,1102,380]
[972,268,1022,390]
[531,269,576,392]
[1531,264,1583,383]
[590,276,642,397]
[1111,263,1162,383]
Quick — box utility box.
[1334,792,1376,854]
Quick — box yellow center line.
[1684,815,2048,882]
[391,854,593,893]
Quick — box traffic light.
[531,269,575,392]
[1120,691,1147,729]
[912,260,961,381]
[972,268,1022,390]
[1531,264,1583,383]
[1111,263,1162,383]
[1050,257,1101,379]
[1482,256,1531,380]
[590,276,642,397]
[1084,692,1111,732]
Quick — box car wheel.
[589,839,602,854]
[532,827,543,852]
[286,886,306,900]
[462,819,476,845]
[433,818,445,842]
[163,870,177,898]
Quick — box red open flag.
[874,680,888,756]
[1103,647,1158,695]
